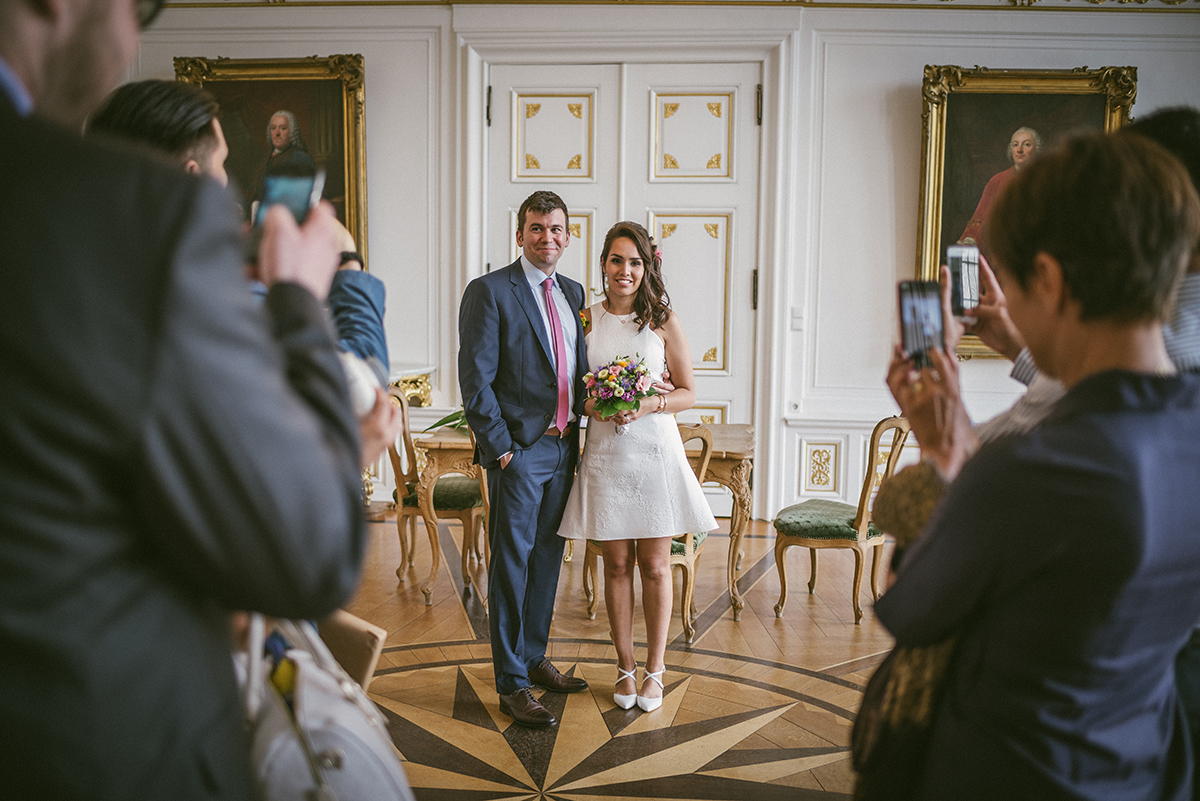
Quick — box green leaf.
[425,409,468,432]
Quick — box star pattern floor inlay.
[350,512,896,800]
[370,645,860,800]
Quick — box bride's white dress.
[558,303,717,541]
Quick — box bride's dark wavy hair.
[601,221,671,332]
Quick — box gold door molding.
[651,91,735,181]
[647,212,733,373]
[514,91,595,180]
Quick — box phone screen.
[254,168,325,227]
[898,280,943,369]
[947,244,980,318]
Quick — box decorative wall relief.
[514,91,595,180]
[802,441,842,495]
[651,91,734,180]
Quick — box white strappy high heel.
[614,666,637,710]
[637,668,664,712]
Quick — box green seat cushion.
[396,475,482,511]
[670,530,708,555]
[772,499,882,541]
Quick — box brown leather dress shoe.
[529,658,589,693]
[498,687,557,728]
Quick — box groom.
[459,190,590,727]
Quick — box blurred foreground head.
[0,0,164,127]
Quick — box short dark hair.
[601,221,671,332]
[517,191,569,233]
[87,80,220,166]
[988,131,1200,323]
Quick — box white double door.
[486,62,761,458]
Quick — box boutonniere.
[579,311,589,329]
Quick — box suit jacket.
[0,100,366,800]
[458,259,588,467]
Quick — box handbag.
[241,614,415,801]
[850,638,956,801]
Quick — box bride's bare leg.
[602,540,638,697]
[636,537,673,700]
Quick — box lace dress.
[558,303,717,541]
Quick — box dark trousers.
[486,432,577,695]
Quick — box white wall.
[139,3,1200,510]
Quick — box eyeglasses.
[135,0,165,30]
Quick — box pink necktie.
[542,277,570,431]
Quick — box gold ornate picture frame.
[174,55,368,264]
[916,65,1136,357]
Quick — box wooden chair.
[582,423,715,642]
[772,415,910,624]
[386,388,486,587]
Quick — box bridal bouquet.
[584,355,658,435]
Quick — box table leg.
[415,466,442,606]
[727,459,753,621]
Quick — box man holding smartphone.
[0,2,370,799]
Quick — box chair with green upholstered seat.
[582,423,714,642]
[772,415,910,624]
[386,388,486,588]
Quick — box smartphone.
[254,168,325,227]
[947,244,981,320]
[898,280,943,369]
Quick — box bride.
[558,221,716,712]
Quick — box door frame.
[454,7,800,519]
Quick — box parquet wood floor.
[348,504,896,800]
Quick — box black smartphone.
[947,244,980,320]
[254,168,326,227]
[898,280,943,369]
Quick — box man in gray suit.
[0,1,367,798]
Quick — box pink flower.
[635,374,652,393]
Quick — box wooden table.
[412,423,754,617]
[683,424,755,620]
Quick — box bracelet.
[339,251,364,268]
[656,394,667,414]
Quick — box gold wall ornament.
[526,153,541,170]
[663,103,679,118]
[391,374,433,408]
[568,103,582,119]
[705,223,720,238]
[916,64,1136,360]
[660,223,677,238]
[567,154,582,170]
[707,154,722,170]
[663,154,679,170]
[701,415,716,425]
[525,103,541,119]
[810,449,832,487]
[703,347,718,362]
[174,54,369,267]
[569,223,581,238]
[708,102,723,118]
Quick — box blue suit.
[459,259,588,694]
